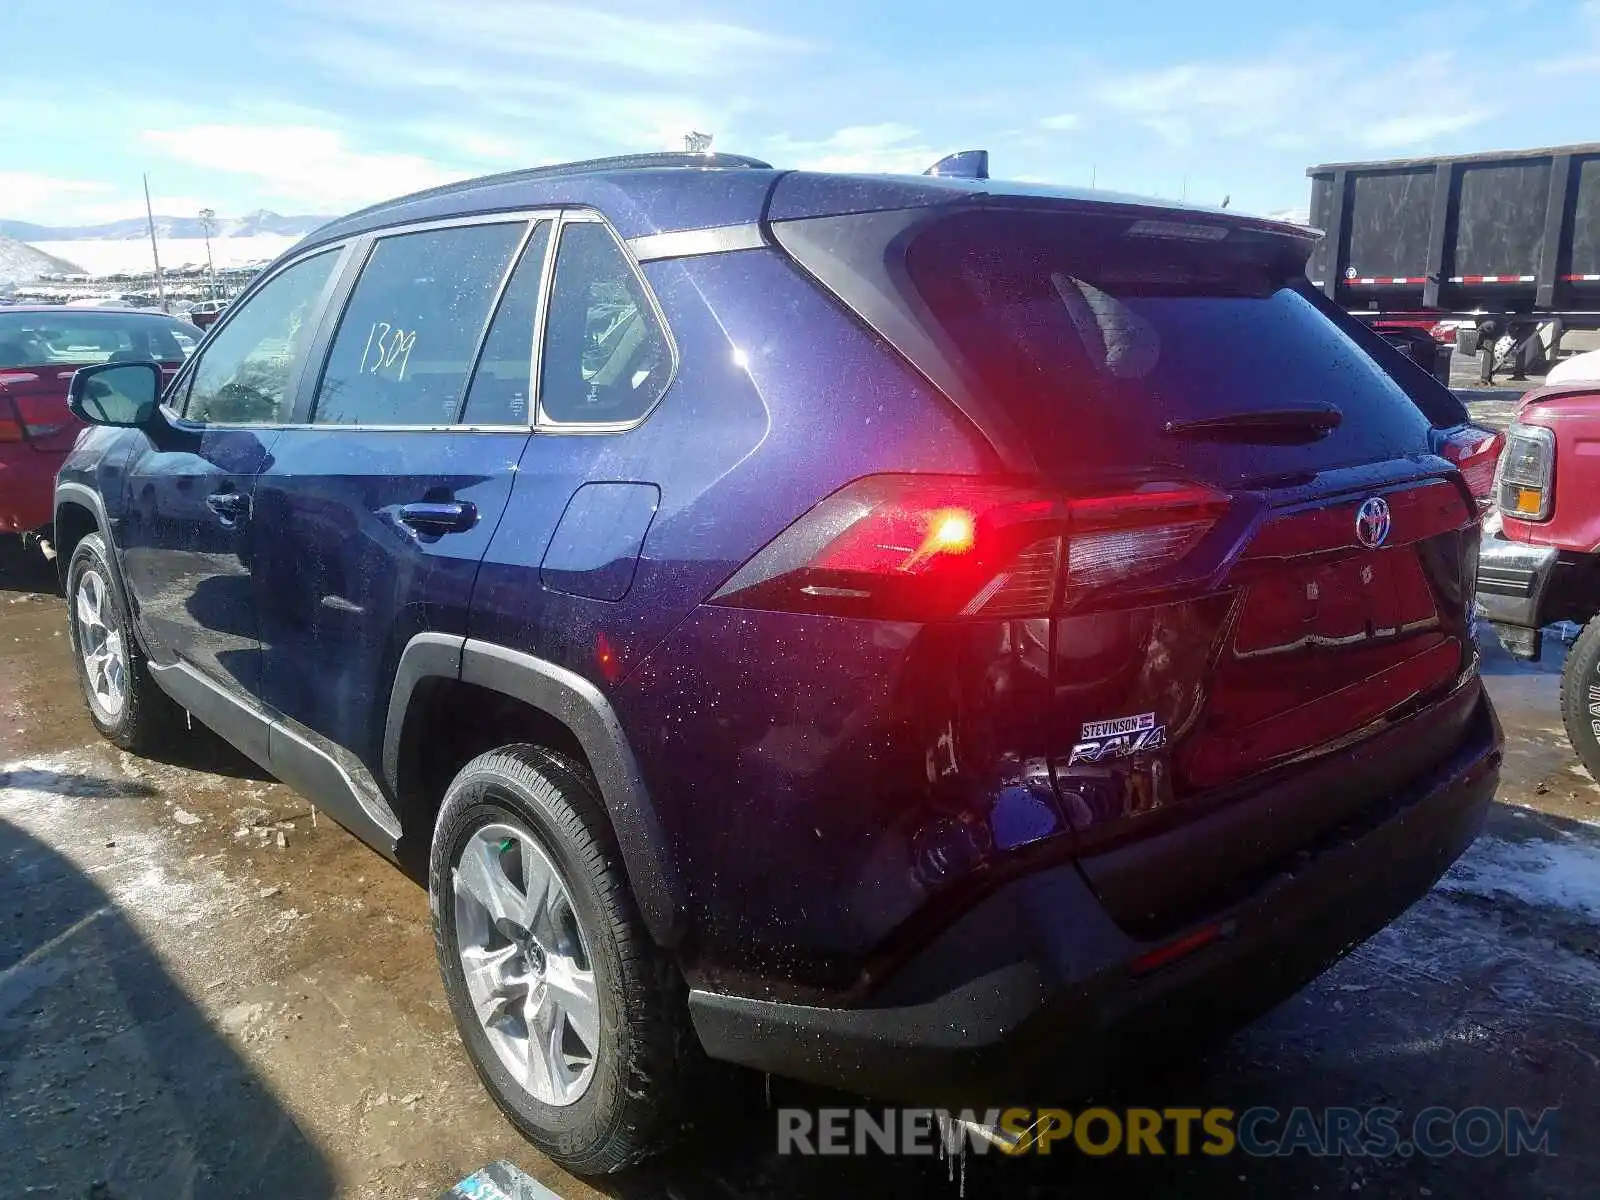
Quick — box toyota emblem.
[1355,496,1391,549]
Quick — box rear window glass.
[0,311,194,368]
[898,209,1434,468]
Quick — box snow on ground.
[1439,832,1600,919]
[26,235,300,276]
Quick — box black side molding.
[149,659,403,858]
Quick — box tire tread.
[429,743,698,1174]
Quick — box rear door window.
[312,222,526,427]
[460,221,553,426]
[537,219,672,426]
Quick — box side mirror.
[68,361,165,429]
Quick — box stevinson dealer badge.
[1068,711,1167,765]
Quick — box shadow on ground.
[0,535,57,596]
[0,815,334,1198]
[139,716,275,782]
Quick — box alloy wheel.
[75,568,127,720]
[453,820,600,1106]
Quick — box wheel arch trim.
[53,481,156,660]
[384,633,686,947]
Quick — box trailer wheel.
[1559,618,1600,782]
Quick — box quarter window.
[182,249,339,424]
[538,220,671,425]
[313,222,526,427]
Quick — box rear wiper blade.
[1164,404,1342,444]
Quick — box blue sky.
[2,0,1597,225]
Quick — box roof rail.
[518,151,774,178]
[322,152,774,231]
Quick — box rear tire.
[429,745,698,1174]
[66,532,180,753]
[1560,617,1600,782]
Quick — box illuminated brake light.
[710,475,1227,620]
[925,511,975,556]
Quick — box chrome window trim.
[627,222,766,262]
[162,206,680,437]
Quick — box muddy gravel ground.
[4,539,1600,1199]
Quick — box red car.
[0,307,198,541]
[1477,383,1600,771]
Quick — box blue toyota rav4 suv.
[56,151,1501,1173]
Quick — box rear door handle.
[206,491,249,523]
[398,500,477,534]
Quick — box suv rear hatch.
[771,191,1482,931]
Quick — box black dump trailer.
[1307,144,1600,383]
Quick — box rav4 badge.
[1069,711,1169,765]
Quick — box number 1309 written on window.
[359,322,417,381]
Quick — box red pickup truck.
[0,307,197,543]
[1477,383,1600,775]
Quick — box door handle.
[398,500,477,534]
[206,491,249,523]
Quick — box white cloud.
[307,0,804,79]
[0,173,120,224]
[141,124,464,211]
[1087,47,1496,156]
[756,123,941,175]
[1095,60,1306,146]
[1038,113,1082,131]
[294,28,743,158]
[1360,109,1495,150]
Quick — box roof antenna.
[923,150,989,180]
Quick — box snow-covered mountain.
[0,210,332,242]
[24,236,302,276]
[0,236,84,285]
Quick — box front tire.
[66,532,179,752]
[429,745,696,1174]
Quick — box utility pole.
[198,208,218,299]
[143,174,167,312]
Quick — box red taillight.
[710,475,1228,620]
[1438,424,1504,504]
[0,388,70,443]
[1060,484,1229,602]
[0,397,22,443]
